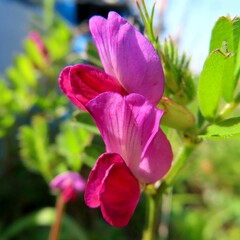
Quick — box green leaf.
[0,79,13,105]
[45,20,71,61]
[56,121,92,171]
[24,39,47,70]
[200,117,240,139]
[222,54,235,102]
[84,144,105,168]
[208,17,239,102]
[74,111,100,135]
[233,17,240,53]
[210,17,234,53]
[19,116,52,180]
[15,55,36,87]
[7,67,24,89]
[234,36,240,81]
[198,50,225,120]
[233,17,240,87]
[83,135,105,168]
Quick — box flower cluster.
[59,12,173,227]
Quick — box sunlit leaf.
[222,54,235,102]
[19,127,39,171]
[0,80,12,104]
[198,50,225,120]
[19,116,52,180]
[209,17,239,98]
[7,67,24,89]
[200,117,240,139]
[234,37,240,81]
[56,121,92,171]
[233,17,240,53]
[25,39,47,70]
[16,55,36,87]
[210,17,233,53]
[45,20,71,61]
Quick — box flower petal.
[59,64,127,111]
[85,153,140,228]
[100,154,140,227]
[99,156,140,227]
[69,64,126,108]
[50,171,86,192]
[86,92,141,164]
[90,11,165,104]
[58,66,86,110]
[84,153,123,208]
[86,92,172,183]
[139,129,173,183]
[50,171,86,202]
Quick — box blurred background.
[0,0,240,239]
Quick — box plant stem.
[142,194,161,240]
[49,194,65,240]
[162,143,196,189]
[142,142,196,240]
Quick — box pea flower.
[84,92,173,227]
[28,31,49,65]
[50,171,86,202]
[59,11,165,110]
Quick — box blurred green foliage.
[169,139,240,240]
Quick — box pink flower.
[29,31,49,64]
[50,171,86,202]
[59,12,165,111]
[84,92,173,227]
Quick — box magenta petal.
[100,160,140,227]
[58,66,86,110]
[50,171,85,192]
[50,171,86,202]
[139,129,173,183]
[70,64,127,106]
[90,12,165,104]
[85,153,140,227]
[59,64,127,111]
[126,94,172,182]
[84,153,123,208]
[86,92,141,162]
[87,92,173,183]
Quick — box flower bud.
[50,171,86,202]
[158,97,195,130]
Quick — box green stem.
[142,142,196,240]
[160,143,196,193]
[142,194,161,240]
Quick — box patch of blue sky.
[147,0,240,73]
